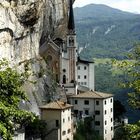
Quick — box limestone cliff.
[0,0,69,115]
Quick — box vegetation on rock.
[0,59,35,140]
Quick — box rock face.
[0,0,69,115]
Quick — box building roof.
[68,0,75,32]
[69,91,113,99]
[78,57,94,64]
[40,101,73,110]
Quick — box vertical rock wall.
[0,0,69,115]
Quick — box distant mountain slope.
[74,4,140,59]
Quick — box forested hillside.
[74,4,140,59]
[74,5,140,122]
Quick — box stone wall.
[0,0,69,115]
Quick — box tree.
[25,118,47,139]
[114,44,140,109]
[74,117,103,140]
[113,43,140,139]
[95,62,128,94]
[0,59,35,140]
[114,100,126,121]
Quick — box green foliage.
[74,4,140,59]
[113,44,140,139]
[113,44,140,109]
[95,62,128,94]
[113,126,128,140]
[124,121,140,140]
[74,118,103,140]
[0,59,35,140]
[114,121,140,140]
[114,100,126,120]
[25,117,47,139]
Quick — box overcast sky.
[74,0,140,14]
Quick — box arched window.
[63,75,66,84]
[47,55,52,62]
[69,37,74,46]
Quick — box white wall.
[89,63,95,91]
[77,63,89,88]
[70,98,95,116]
[70,97,114,140]
[13,132,25,140]
[103,98,114,140]
[61,108,73,140]
[77,62,95,91]
[61,58,69,83]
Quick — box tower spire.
[68,0,75,33]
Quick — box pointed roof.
[68,0,75,32]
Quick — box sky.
[74,0,140,14]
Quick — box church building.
[44,0,94,95]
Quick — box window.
[84,100,89,105]
[63,69,66,72]
[105,130,107,134]
[111,127,113,131]
[78,82,80,85]
[95,121,100,126]
[68,129,71,133]
[63,119,65,123]
[85,110,89,115]
[56,120,59,127]
[78,66,80,70]
[95,110,100,115]
[62,131,66,135]
[63,75,66,84]
[69,37,74,46]
[75,100,78,104]
[84,66,87,70]
[84,75,87,79]
[84,82,87,85]
[81,82,83,85]
[105,120,107,125]
[68,117,70,121]
[104,100,106,105]
[47,55,52,61]
[96,100,99,105]
[111,118,113,122]
[78,75,80,79]
[111,98,113,103]
[111,108,113,112]
[105,110,107,114]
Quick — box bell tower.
[67,0,77,83]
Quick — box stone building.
[40,101,73,140]
[43,0,95,95]
[69,91,114,140]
